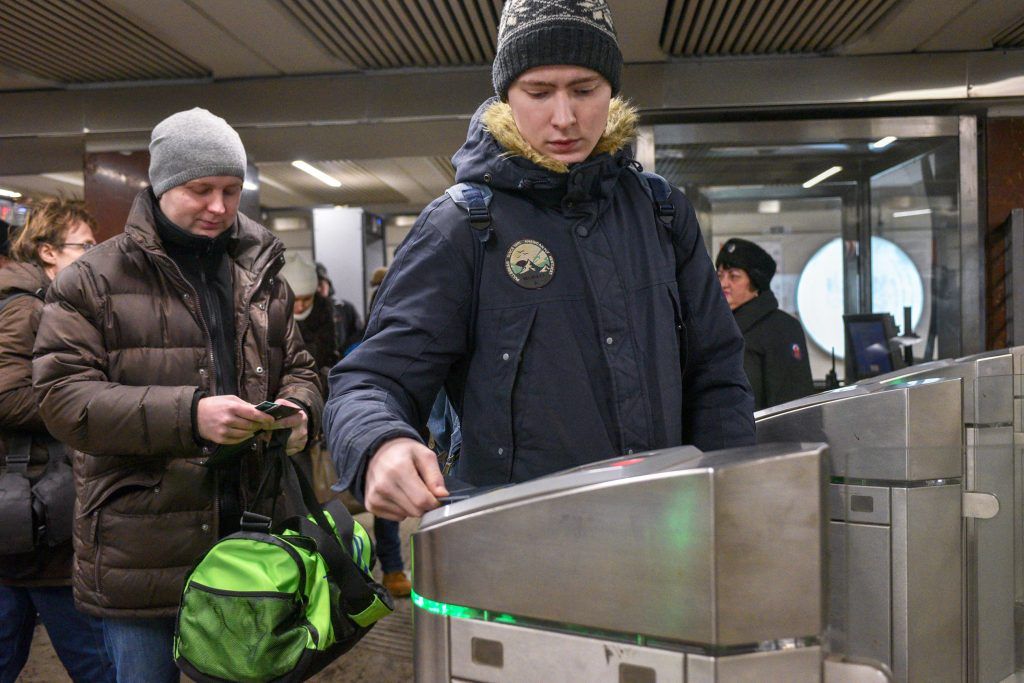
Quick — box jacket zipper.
[141,246,221,537]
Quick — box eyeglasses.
[58,242,96,251]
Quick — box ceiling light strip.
[292,160,342,188]
[802,166,843,189]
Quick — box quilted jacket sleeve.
[324,200,473,500]
[33,260,201,458]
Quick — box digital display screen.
[848,320,893,378]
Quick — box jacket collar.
[124,189,284,277]
[732,289,780,332]
[0,260,49,298]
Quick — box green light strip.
[411,590,486,620]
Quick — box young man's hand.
[196,395,274,444]
[365,437,449,520]
[267,398,308,455]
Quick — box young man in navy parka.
[325,0,755,520]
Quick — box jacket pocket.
[665,285,689,377]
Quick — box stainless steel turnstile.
[758,379,964,682]
[757,348,1024,683]
[412,443,891,682]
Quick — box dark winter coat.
[733,290,815,411]
[299,293,342,387]
[0,261,72,585]
[325,97,754,496]
[33,190,322,618]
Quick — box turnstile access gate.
[412,443,890,682]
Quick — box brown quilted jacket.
[0,261,74,586]
[33,190,323,617]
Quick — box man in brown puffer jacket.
[33,108,322,683]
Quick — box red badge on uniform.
[792,343,802,361]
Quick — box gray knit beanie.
[492,0,622,100]
[149,108,247,197]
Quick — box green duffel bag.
[174,453,394,683]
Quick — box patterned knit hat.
[492,0,622,100]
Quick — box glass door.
[651,116,963,384]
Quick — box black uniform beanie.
[715,238,777,293]
[492,0,623,100]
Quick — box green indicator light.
[411,590,485,620]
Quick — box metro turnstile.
[412,443,891,682]
[758,348,1024,683]
[861,348,1020,683]
[758,379,964,682]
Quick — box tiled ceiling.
[281,0,502,68]
[661,0,903,56]
[0,0,209,83]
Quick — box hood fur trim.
[482,97,638,174]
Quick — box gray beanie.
[280,252,318,298]
[492,0,622,100]
[149,108,247,197]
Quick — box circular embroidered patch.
[505,239,555,289]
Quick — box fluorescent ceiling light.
[758,200,781,214]
[870,136,897,149]
[291,160,341,188]
[0,188,23,198]
[802,166,843,189]
[892,208,932,218]
[243,181,258,191]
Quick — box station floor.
[17,512,420,683]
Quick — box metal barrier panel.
[411,443,870,682]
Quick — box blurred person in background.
[315,262,364,356]
[0,199,114,682]
[716,238,814,410]
[33,108,322,683]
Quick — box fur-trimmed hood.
[452,96,639,193]
[481,97,638,174]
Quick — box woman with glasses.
[0,198,113,682]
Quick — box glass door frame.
[642,114,982,360]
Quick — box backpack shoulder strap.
[633,170,676,228]
[445,182,494,242]
[444,181,494,358]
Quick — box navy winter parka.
[325,97,754,496]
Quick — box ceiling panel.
[0,0,209,83]
[661,0,902,56]
[280,0,502,68]
[994,14,1024,48]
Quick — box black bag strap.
[3,435,32,474]
[283,453,392,620]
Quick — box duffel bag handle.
[283,454,394,627]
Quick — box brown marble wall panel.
[83,151,150,243]
[985,118,1024,349]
